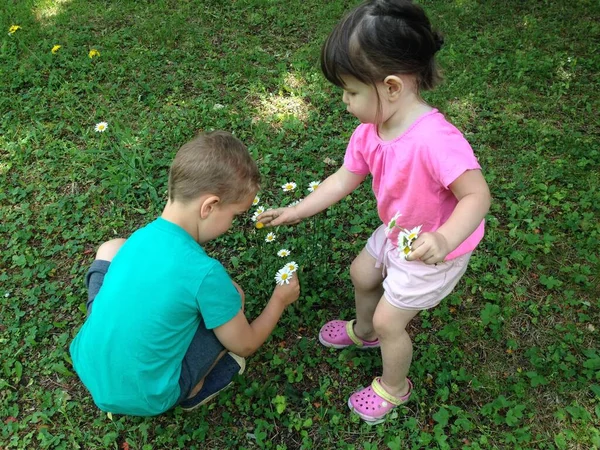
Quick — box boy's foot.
[318,319,380,349]
[180,352,245,411]
[348,377,413,425]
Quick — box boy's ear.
[383,75,403,100]
[199,195,220,219]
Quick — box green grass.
[1,0,599,448]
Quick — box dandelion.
[281,181,297,192]
[94,122,108,133]
[385,211,402,237]
[277,249,291,258]
[255,222,264,229]
[284,261,299,273]
[8,25,21,35]
[308,181,321,192]
[253,196,260,206]
[275,267,293,286]
[88,49,100,59]
[51,45,61,54]
[265,232,276,243]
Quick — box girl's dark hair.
[321,0,443,92]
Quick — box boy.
[70,131,300,416]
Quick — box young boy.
[69,131,300,416]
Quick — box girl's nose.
[342,91,349,105]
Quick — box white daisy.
[289,199,302,207]
[281,182,297,192]
[265,232,276,243]
[277,249,291,258]
[406,225,422,242]
[284,261,299,273]
[251,205,266,222]
[398,242,412,260]
[385,211,402,237]
[94,122,108,133]
[307,181,321,192]
[275,267,293,285]
[253,196,260,206]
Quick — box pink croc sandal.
[318,319,380,349]
[348,377,413,424]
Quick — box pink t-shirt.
[344,109,484,260]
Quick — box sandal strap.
[345,319,364,347]
[371,377,412,406]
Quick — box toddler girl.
[259,0,491,424]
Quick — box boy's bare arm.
[258,166,366,227]
[213,277,300,357]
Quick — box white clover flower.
[4,292,10,298]
[277,249,291,258]
[284,261,299,273]
[307,181,321,192]
[275,267,293,285]
[265,232,276,243]
[213,103,225,110]
[253,196,260,206]
[94,122,108,133]
[385,211,402,237]
[281,182,297,192]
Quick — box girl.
[258,0,491,424]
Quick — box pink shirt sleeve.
[343,124,371,175]
[426,130,482,189]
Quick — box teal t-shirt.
[69,218,241,416]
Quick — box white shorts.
[366,224,471,311]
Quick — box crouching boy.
[70,131,300,416]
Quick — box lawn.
[1,0,599,448]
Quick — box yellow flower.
[8,25,21,35]
[88,49,100,59]
[255,222,264,229]
[51,45,61,54]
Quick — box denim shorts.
[85,260,224,406]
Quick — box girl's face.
[341,76,387,124]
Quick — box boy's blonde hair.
[168,131,260,205]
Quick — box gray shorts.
[85,260,224,407]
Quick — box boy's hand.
[272,274,300,307]
[406,231,451,265]
[257,207,301,227]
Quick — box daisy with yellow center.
[284,261,299,273]
[308,181,321,192]
[265,232,276,243]
[94,122,108,132]
[51,45,61,54]
[88,49,100,59]
[251,206,266,222]
[8,25,21,35]
[406,225,422,242]
[275,267,293,286]
[253,196,260,206]
[277,249,291,258]
[281,181,297,192]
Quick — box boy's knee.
[96,238,126,262]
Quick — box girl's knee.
[96,238,126,262]
[350,256,382,292]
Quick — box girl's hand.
[406,231,450,265]
[257,207,301,227]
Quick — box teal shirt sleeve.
[196,262,242,329]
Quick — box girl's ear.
[199,195,220,219]
[383,75,403,100]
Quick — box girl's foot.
[348,377,413,424]
[318,319,380,349]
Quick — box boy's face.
[200,192,256,243]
